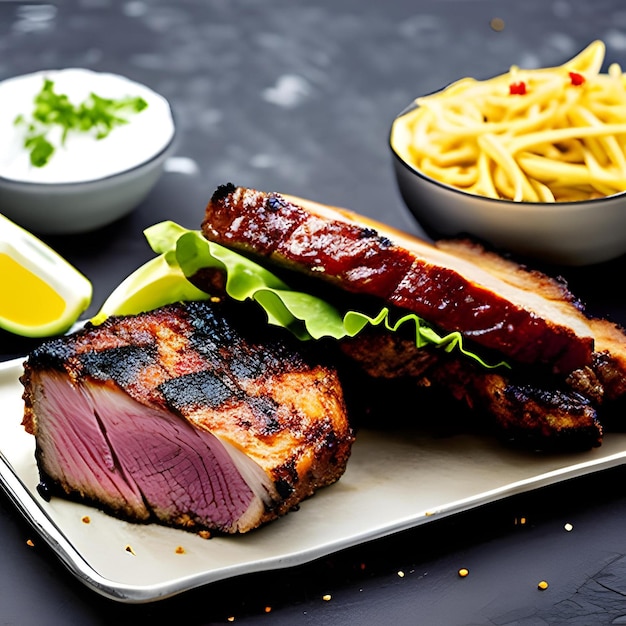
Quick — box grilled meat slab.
[436,238,626,404]
[21,300,353,534]
[200,184,626,450]
[340,330,603,451]
[337,237,626,449]
[201,184,594,375]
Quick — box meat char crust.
[201,185,594,374]
[21,299,354,534]
[339,330,603,451]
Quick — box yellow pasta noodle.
[390,40,626,202]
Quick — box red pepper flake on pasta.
[509,81,527,95]
[569,71,585,85]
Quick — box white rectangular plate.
[2,357,626,603]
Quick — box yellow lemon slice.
[91,252,211,325]
[0,214,92,337]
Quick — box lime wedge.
[92,252,211,325]
[0,214,92,337]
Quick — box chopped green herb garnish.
[24,131,54,168]
[14,78,149,167]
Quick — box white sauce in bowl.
[0,68,175,184]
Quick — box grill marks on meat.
[339,331,603,451]
[202,184,594,374]
[21,300,353,534]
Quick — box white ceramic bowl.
[390,101,626,267]
[0,68,176,235]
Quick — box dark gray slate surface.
[3,1,626,623]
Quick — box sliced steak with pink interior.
[21,300,353,534]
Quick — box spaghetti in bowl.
[390,40,626,265]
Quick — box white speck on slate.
[262,74,310,108]
[164,156,199,176]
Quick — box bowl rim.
[389,100,626,209]
[0,129,177,190]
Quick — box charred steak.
[339,329,603,451]
[21,299,353,534]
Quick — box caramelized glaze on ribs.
[201,185,626,450]
[202,184,594,375]
[436,238,626,404]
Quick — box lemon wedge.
[91,252,211,325]
[0,214,92,337]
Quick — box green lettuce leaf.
[143,221,507,369]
